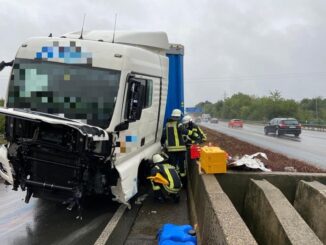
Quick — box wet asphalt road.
[0,181,119,245]
[202,122,326,169]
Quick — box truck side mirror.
[0,62,5,72]
[126,79,145,122]
[0,60,14,72]
[115,121,129,132]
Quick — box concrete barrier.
[188,161,257,245]
[294,181,326,244]
[188,168,326,244]
[243,179,323,245]
[216,171,326,216]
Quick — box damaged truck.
[0,31,184,208]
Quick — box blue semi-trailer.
[164,44,185,123]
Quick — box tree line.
[1,91,326,134]
[196,91,326,124]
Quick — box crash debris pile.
[228,152,271,172]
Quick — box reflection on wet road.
[202,122,326,168]
[0,182,118,245]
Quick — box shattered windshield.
[7,59,120,128]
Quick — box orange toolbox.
[199,146,227,174]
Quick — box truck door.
[121,74,161,152]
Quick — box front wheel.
[264,129,268,135]
[275,129,281,136]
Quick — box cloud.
[1,0,326,105]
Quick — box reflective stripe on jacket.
[150,163,182,193]
[193,124,207,141]
[165,121,187,152]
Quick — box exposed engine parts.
[1,115,118,209]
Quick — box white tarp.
[229,152,271,172]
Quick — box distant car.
[211,118,219,124]
[228,119,243,128]
[264,118,301,137]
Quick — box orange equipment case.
[199,146,227,174]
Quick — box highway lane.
[0,181,119,245]
[202,122,326,169]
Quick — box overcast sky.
[1,0,326,106]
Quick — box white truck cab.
[0,31,184,207]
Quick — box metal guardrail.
[301,124,326,132]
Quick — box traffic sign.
[185,107,202,113]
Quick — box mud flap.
[0,145,14,184]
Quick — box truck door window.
[124,78,153,121]
[143,79,153,108]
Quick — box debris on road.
[228,152,271,172]
[135,194,148,205]
[0,145,14,184]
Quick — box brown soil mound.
[202,126,325,173]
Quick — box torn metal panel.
[0,108,109,141]
[0,108,117,205]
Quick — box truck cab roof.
[63,30,169,53]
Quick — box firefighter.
[182,115,207,143]
[148,154,182,203]
[161,109,199,178]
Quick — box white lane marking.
[94,205,127,245]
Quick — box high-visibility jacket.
[164,119,197,152]
[192,123,207,142]
[150,163,182,194]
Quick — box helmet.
[182,115,192,124]
[153,154,165,164]
[171,109,182,118]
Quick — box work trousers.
[167,151,186,177]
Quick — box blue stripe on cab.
[126,135,138,142]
